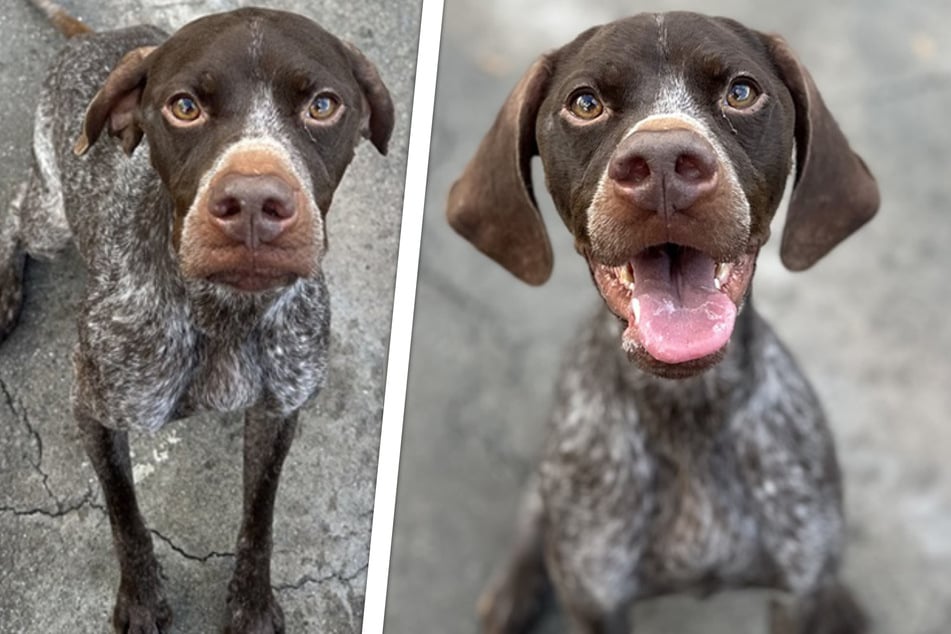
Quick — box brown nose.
[208,174,297,248]
[608,128,719,214]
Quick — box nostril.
[629,157,651,185]
[262,197,294,220]
[610,155,651,185]
[675,152,715,182]
[212,197,242,219]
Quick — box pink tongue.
[630,248,736,364]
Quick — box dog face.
[448,12,878,378]
[75,8,394,293]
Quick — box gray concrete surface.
[388,1,951,633]
[0,1,418,632]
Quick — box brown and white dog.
[448,12,878,634]
[0,2,393,632]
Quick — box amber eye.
[725,79,760,109]
[169,94,201,122]
[567,91,604,120]
[308,93,341,121]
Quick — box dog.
[447,12,878,634]
[0,2,393,632]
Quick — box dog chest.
[638,447,768,593]
[75,278,329,430]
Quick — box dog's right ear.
[74,46,156,157]
[447,56,554,285]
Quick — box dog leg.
[563,608,630,634]
[0,180,28,342]
[225,407,298,634]
[77,412,171,634]
[770,580,868,634]
[478,476,551,633]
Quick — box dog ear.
[74,46,156,157]
[344,42,395,155]
[447,56,554,285]
[766,36,879,271]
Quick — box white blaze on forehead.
[245,87,287,139]
[650,75,703,120]
[585,74,750,239]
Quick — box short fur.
[0,6,393,633]
[448,12,878,634]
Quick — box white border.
[361,0,445,631]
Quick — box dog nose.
[608,128,719,213]
[208,174,297,248]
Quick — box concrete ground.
[388,1,951,633]
[0,1,418,632]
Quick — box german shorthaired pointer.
[448,12,878,634]
[0,2,393,632]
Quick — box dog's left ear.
[767,36,879,271]
[74,46,156,157]
[344,42,395,155]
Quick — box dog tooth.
[631,298,641,324]
[715,262,733,287]
[617,265,635,289]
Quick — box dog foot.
[112,582,172,634]
[477,561,550,634]
[770,583,869,634]
[225,587,285,634]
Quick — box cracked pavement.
[0,0,419,632]
[387,1,951,633]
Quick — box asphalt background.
[0,1,418,632]
[387,1,951,633]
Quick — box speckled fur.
[481,305,863,634]
[0,9,392,633]
[1,26,332,430]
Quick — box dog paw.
[770,584,869,634]
[224,592,285,634]
[112,587,172,634]
[477,564,549,634]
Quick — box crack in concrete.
[149,527,236,563]
[0,488,97,518]
[0,374,59,504]
[272,562,369,594]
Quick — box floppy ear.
[344,42,395,155]
[74,46,156,157]
[767,36,879,271]
[447,56,554,286]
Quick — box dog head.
[448,12,878,378]
[75,8,394,294]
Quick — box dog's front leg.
[77,412,171,634]
[225,406,298,634]
[769,580,868,634]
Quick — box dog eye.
[725,79,760,109]
[169,94,202,122]
[308,93,341,121]
[568,91,604,120]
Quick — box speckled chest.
[73,277,329,431]
[636,431,767,594]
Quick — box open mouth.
[589,243,757,367]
